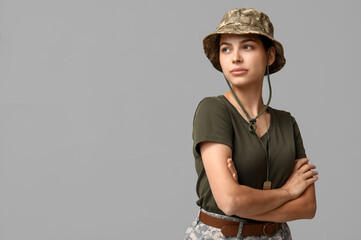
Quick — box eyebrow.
[220,38,256,46]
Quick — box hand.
[281,158,318,199]
[227,158,239,184]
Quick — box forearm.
[223,184,293,218]
[201,142,317,220]
[201,142,294,217]
[247,184,317,222]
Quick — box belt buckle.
[263,222,277,237]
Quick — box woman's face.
[219,34,275,87]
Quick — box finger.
[308,164,316,169]
[227,158,232,166]
[227,158,236,172]
[295,158,309,170]
[295,158,309,169]
[227,162,233,172]
[230,159,237,173]
[229,166,237,179]
[304,170,318,179]
[299,163,316,173]
[227,162,237,182]
[227,160,236,175]
[227,158,232,167]
[306,176,319,185]
[233,173,238,182]
[226,158,238,182]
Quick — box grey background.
[0,0,360,239]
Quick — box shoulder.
[195,95,228,114]
[197,95,226,107]
[269,107,297,124]
[269,106,291,116]
[193,95,231,124]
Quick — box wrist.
[280,187,294,201]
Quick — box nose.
[232,49,243,63]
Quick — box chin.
[225,75,249,86]
[226,73,263,87]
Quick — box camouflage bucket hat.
[203,8,286,74]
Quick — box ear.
[267,46,276,66]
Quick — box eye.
[243,45,253,50]
[221,47,231,53]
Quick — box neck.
[227,81,265,119]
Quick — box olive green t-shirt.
[193,95,306,216]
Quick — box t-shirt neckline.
[218,95,273,139]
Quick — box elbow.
[215,193,237,216]
[218,197,237,216]
[217,195,247,217]
[305,201,317,219]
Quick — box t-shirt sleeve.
[192,97,233,156]
[291,116,307,159]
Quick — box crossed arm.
[201,141,318,223]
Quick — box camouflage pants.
[184,209,292,240]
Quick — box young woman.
[184,8,318,240]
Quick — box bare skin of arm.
[201,141,318,219]
[227,158,317,222]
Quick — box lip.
[231,67,248,75]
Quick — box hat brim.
[203,26,286,74]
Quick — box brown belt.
[199,211,281,237]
